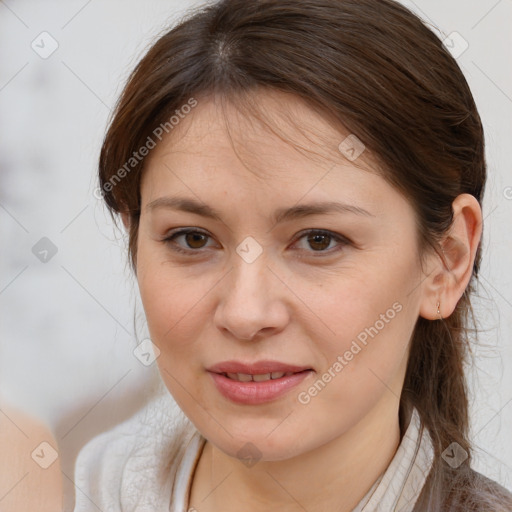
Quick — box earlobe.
[419,193,482,320]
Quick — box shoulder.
[453,468,512,511]
[73,390,197,511]
[416,464,512,511]
[414,463,512,512]
[0,403,63,512]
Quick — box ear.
[121,212,130,232]
[419,193,483,320]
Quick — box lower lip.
[208,370,313,405]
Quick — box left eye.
[293,230,348,253]
[162,229,349,256]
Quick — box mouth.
[220,371,299,382]
[206,360,314,405]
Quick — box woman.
[73,0,512,510]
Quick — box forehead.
[142,89,381,189]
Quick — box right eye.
[162,228,217,255]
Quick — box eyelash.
[161,228,351,258]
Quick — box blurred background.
[0,0,511,510]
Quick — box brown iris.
[185,232,208,249]
[307,233,331,251]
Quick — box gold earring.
[436,300,442,319]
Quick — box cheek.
[136,242,221,371]
[139,270,206,347]
[136,259,213,407]
[294,292,414,437]
[304,256,419,385]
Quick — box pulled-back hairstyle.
[97,0,512,509]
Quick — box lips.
[206,360,313,405]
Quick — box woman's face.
[135,91,430,461]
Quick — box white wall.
[0,0,510,509]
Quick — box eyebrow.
[145,196,375,223]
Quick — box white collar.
[170,408,434,512]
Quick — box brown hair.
[97,0,512,508]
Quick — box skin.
[123,89,482,512]
[0,403,63,512]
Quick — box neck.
[189,395,402,512]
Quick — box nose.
[213,256,290,341]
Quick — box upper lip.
[207,360,312,375]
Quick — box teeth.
[224,371,295,382]
[225,372,253,381]
[252,373,271,382]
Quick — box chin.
[215,437,303,464]
[199,419,315,463]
